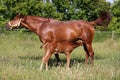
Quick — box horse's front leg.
[40,42,48,48]
[40,42,60,63]
[83,43,89,64]
[40,53,46,70]
[40,48,52,70]
[40,41,56,70]
[83,43,94,65]
[54,54,61,64]
[40,42,49,70]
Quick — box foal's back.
[55,40,82,53]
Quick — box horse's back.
[39,20,94,43]
[40,21,83,42]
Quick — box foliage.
[0,0,110,20]
[1,0,120,31]
[108,0,120,32]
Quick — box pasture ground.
[0,31,120,80]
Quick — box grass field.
[0,31,120,80]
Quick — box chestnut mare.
[6,15,61,63]
[6,12,111,70]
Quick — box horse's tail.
[90,11,111,26]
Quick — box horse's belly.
[54,30,80,41]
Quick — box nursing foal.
[40,40,83,70]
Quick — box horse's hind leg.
[83,43,94,65]
[89,44,94,65]
[83,43,89,64]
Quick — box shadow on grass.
[48,57,86,67]
[18,54,103,67]
[18,55,86,67]
[18,55,42,60]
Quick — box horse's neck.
[21,17,44,35]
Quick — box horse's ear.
[19,13,24,18]
[14,13,24,19]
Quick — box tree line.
[0,0,120,31]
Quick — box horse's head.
[6,14,23,30]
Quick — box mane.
[23,15,58,23]
[26,16,49,22]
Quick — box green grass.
[0,31,120,80]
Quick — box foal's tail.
[90,11,111,26]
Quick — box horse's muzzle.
[5,23,11,30]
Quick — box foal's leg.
[65,52,70,69]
